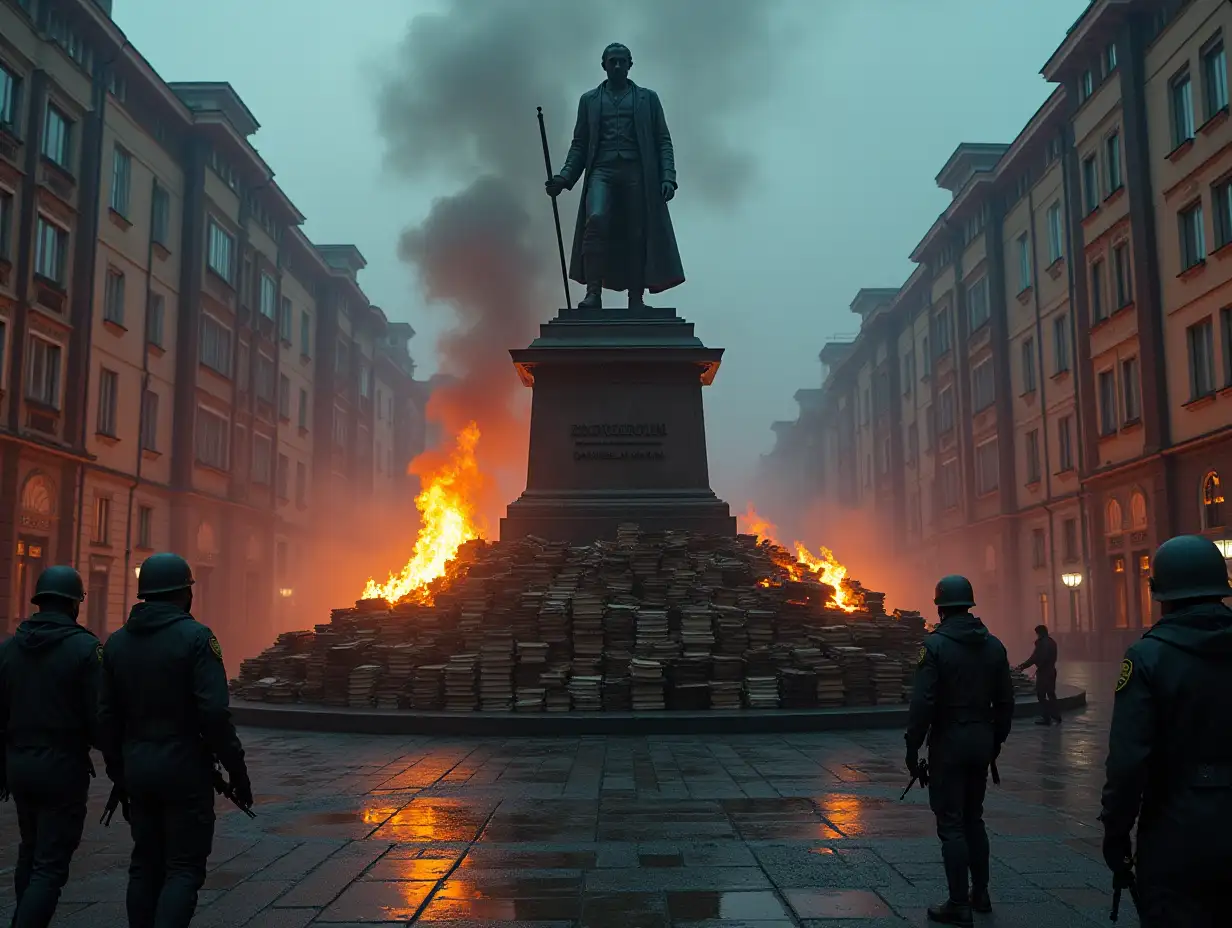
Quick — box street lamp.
[1060,572,1083,633]
[1060,572,1083,588]
[134,566,141,579]
[1214,540,1232,559]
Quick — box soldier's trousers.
[126,791,215,928]
[11,792,87,928]
[928,760,990,903]
[1035,670,1059,721]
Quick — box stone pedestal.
[500,306,736,542]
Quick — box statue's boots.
[628,288,655,311]
[579,257,603,309]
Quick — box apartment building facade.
[0,0,426,652]
[762,0,1232,658]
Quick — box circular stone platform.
[230,684,1085,736]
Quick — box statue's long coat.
[558,81,685,294]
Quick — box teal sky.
[113,0,1091,498]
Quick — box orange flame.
[742,504,858,612]
[361,422,483,604]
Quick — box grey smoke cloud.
[375,0,784,500]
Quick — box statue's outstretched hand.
[545,176,566,197]
[661,181,675,202]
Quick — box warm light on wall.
[278,587,294,598]
[1060,572,1083,589]
[1214,540,1232,559]
[134,566,141,579]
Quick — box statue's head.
[601,43,632,80]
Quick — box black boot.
[927,900,973,926]
[627,288,654,311]
[969,888,991,913]
[579,283,602,309]
[578,255,603,309]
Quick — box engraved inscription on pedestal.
[571,423,666,462]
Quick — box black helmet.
[934,574,976,609]
[1149,534,1231,602]
[136,552,195,599]
[32,565,85,605]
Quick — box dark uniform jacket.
[0,610,100,796]
[906,613,1015,763]
[1100,602,1232,882]
[98,602,246,798]
[1021,634,1058,681]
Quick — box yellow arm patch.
[1115,658,1133,693]
[917,646,927,667]
[208,636,223,662]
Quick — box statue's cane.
[537,107,572,310]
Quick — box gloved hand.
[544,175,567,197]
[905,748,919,778]
[1102,832,1133,874]
[232,773,254,810]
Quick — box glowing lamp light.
[1214,539,1232,559]
[278,587,294,598]
[134,566,141,579]
[1060,572,1083,589]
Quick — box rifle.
[900,758,930,800]
[100,783,127,826]
[1110,867,1140,922]
[212,766,256,819]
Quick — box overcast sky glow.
[115,0,1090,498]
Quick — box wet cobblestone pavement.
[0,661,1133,926]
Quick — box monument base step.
[501,490,736,543]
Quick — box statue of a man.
[545,43,685,310]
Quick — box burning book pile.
[234,527,933,714]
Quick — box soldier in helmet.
[1100,534,1232,925]
[905,575,1016,926]
[0,565,100,927]
[98,552,252,928]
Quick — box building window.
[277,453,290,500]
[1090,258,1106,323]
[1105,133,1122,194]
[1121,357,1141,423]
[1204,37,1228,119]
[1202,470,1225,529]
[140,388,158,451]
[359,361,372,399]
[934,306,953,355]
[938,386,955,434]
[901,353,914,395]
[279,296,293,342]
[259,272,276,321]
[1026,429,1041,484]
[1137,553,1153,628]
[206,220,234,282]
[922,336,931,377]
[1020,337,1037,394]
[110,146,131,216]
[42,104,71,168]
[335,339,348,376]
[0,64,18,129]
[1112,555,1129,629]
[940,458,960,510]
[152,184,170,246]
[278,374,290,419]
[251,434,272,484]
[1039,592,1050,628]
[93,496,110,545]
[1106,498,1124,536]
[1017,234,1030,291]
[1113,243,1133,307]
[1180,202,1207,270]
[300,310,312,357]
[1053,314,1070,373]
[96,367,118,437]
[1032,528,1047,569]
[195,406,229,470]
[1047,202,1063,263]
[256,353,275,404]
[1216,179,1232,255]
[146,293,164,348]
[1082,155,1099,214]
[26,336,61,408]
[966,275,990,331]
[199,315,232,377]
[332,405,347,447]
[971,358,995,411]
[34,216,67,284]
[1080,69,1094,102]
[1098,369,1117,436]
[1106,42,1118,74]
[975,439,999,495]
[137,505,153,549]
[1131,490,1148,531]
[0,189,12,261]
[103,268,125,326]
[1172,69,1195,146]
[1063,518,1078,562]
[298,387,309,429]
[1188,317,1216,399]
[1058,415,1074,471]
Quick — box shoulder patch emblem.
[1115,658,1133,693]
[208,636,223,662]
[95,643,103,664]
[917,646,927,667]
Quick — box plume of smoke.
[376,0,783,524]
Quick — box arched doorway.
[14,473,56,629]
[1202,471,1224,530]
